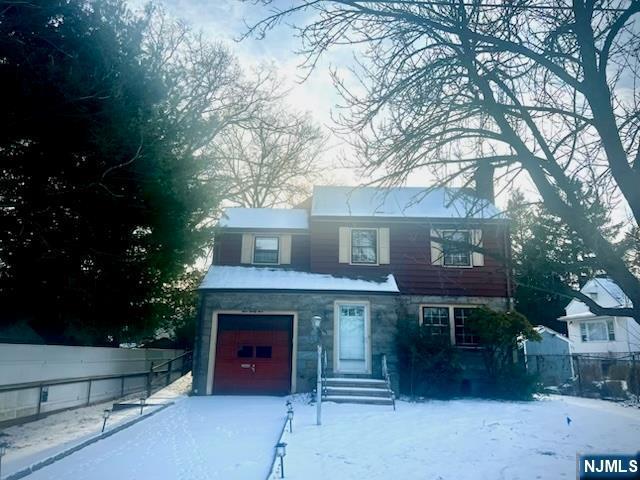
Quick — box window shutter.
[241,233,254,264]
[472,229,484,267]
[280,234,292,264]
[379,228,390,264]
[430,229,443,266]
[338,227,350,263]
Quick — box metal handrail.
[151,350,192,371]
[0,371,152,393]
[321,349,328,396]
[381,354,396,411]
[0,351,192,426]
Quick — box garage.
[213,314,293,395]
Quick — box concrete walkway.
[26,396,287,480]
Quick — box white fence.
[0,344,185,424]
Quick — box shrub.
[396,319,462,398]
[469,308,542,400]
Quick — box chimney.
[474,163,495,203]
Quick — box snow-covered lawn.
[21,396,285,480]
[2,374,192,478]
[275,395,640,480]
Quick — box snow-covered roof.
[533,326,572,344]
[311,186,503,219]
[219,208,309,230]
[199,266,399,293]
[559,277,633,320]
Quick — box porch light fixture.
[286,403,294,433]
[0,441,7,479]
[311,315,322,331]
[101,409,111,433]
[275,442,287,478]
[139,397,146,415]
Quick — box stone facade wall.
[193,291,402,395]
[192,291,510,397]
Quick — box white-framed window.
[442,230,472,267]
[453,307,480,346]
[351,228,378,264]
[420,305,480,346]
[580,320,615,342]
[421,306,450,337]
[253,236,279,264]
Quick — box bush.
[396,319,462,398]
[469,308,542,401]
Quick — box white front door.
[335,302,370,374]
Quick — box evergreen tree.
[0,1,239,345]
[508,189,620,333]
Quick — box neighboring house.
[558,277,640,355]
[523,326,574,385]
[192,185,512,397]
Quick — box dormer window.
[351,229,378,264]
[253,236,279,264]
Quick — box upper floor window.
[430,228,483,267]
[442,230,472,267]
[253,236,279,264]
[351,229,378,264]
[580,320,615,342]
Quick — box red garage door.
[213,315,293,395]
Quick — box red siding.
[214,232,310,271]
[309,220,510,297]
[213,219,511,298]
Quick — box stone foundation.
[193,291,509,396]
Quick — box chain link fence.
[525,353,640,402]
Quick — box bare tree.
[213,103,327,207]
[248,0,640,322]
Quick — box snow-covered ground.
[1,373,192,478]
[274,395,640,480]
[18,395,286,480]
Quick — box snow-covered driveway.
[26,396,286,480]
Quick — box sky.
[128,0,543,209]
[125,0,625,217]
[130,0,364,184]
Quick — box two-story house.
[558,277,640,355]
[191,186,511,398]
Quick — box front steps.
[322,377,395,406]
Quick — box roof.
[198,266,399,293]
[218,208,308,230]
[533,326,572,344]
[311,186,503,219]
[559,277,633,320]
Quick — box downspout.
[504,220,514,311]
[622,316,632,353]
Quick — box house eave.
[198,288,400,295]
